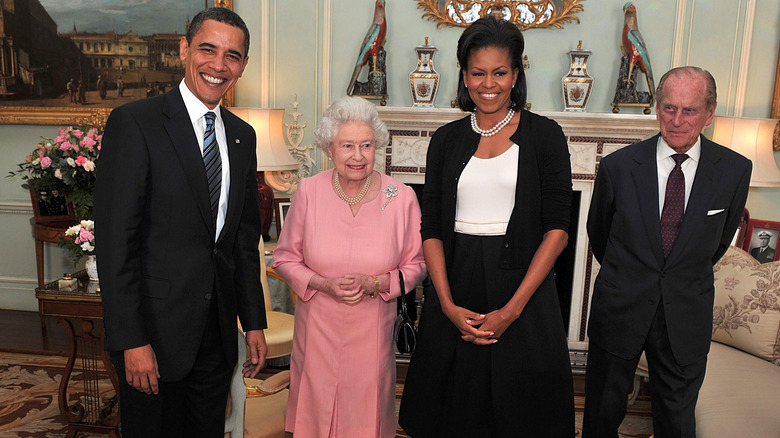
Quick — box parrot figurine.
[622,2,655,95]
[347,0,387,96]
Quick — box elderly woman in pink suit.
[272,96,426,437]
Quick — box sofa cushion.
[712,246,780,365]
[696,341,780,438]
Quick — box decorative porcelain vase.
[409,37,439,107]
[84,255,98,282]
[562,40,594,112]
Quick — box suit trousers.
[583,303,708,438]
[111,298,233,438]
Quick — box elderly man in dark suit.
[750,230,776,263]
[583,66,752,438]
[94,7,267,437]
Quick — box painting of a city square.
[0,0,215,109]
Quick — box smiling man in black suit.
[95,8,267,437]
[583,66,752,438]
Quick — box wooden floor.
[0,309,72,354]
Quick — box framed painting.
[0,0,234,126]
[742,219,780,264]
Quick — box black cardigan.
[420,110,573,270]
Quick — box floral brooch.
[381,184,398,211]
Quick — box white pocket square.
[707,209,725,216]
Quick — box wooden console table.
[35,274,121,438]
[31,218,73,338]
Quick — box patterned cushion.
[712,246,780,365]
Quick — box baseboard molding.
[0,200,33,215]
[0,276,39,312]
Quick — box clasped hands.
[444,304,517,345]
[322,273,378,304]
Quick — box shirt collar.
[179,80,222,125]
[656,135,701,164]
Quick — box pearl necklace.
[334,171,372,205]
[470,108,515,137]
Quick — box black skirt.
[399,233,574,437]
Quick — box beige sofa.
[695,246,780,437]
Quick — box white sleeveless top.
[455,144,519,236]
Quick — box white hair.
[314,96,389,151]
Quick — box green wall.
[1,0,779,310]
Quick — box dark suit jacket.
[750,245,776,263]
[95,87,267,381]
[587,134,751,366]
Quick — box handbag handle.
[398,270,411,321]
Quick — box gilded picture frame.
[416,0,584,30]
[0,0,234,126]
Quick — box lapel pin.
[235,139,240,143]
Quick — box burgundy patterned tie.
[660,153,689,259]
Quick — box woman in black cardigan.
[399,17,575,437]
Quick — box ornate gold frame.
[0,0,233,126]
[416,0,584,30]
[771,44,780,150]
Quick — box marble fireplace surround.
[376,107,661,362]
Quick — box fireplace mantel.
[376,106,661,357]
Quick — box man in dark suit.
[583,66,751,437]
[750,230,776,263]
[94,8,267,437]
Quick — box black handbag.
[395,270,417,354]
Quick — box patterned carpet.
[0,351,114,438]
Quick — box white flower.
[67,157,76,167]
[81,242,94,252]
[80,220,94,229]
[66,225,81,236]
[83,160,95,172]
[54,169,63,179]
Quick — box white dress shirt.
[179,80,231,240]
[656,136,700,218]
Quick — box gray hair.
[314,97,389,151]
[655,66,717,109]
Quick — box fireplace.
[377,107,661,366]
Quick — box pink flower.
[54,169,63,179]
[75,156,87,166]
[73,129,83,138]
[83,160,95,172]
[25,152,32,162]
[55,134,67,143]
[77,228,94,244]
[59,141,72,151]
[81,136,96,151]
[58,127,68,137]
[40,157,52,168]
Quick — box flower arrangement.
[59,220,95,264]
[8,125,102,219]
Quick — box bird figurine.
[346,0,387,96]
[622,2,655,96]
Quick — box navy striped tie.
[660,153,688,259]
[203,112,221,226]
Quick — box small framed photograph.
[742,219,780,264]
[29,186,76,223]
[274,198,291,238]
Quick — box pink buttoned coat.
[272,170,426,438]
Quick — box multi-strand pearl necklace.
[470,108,515,137]
[334,171,372,205]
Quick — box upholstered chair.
[224,238,296,438]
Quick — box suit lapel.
[631,136,665,267]
[162,88,215,237]
[217,108,247,245]
[666,136,718,263]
